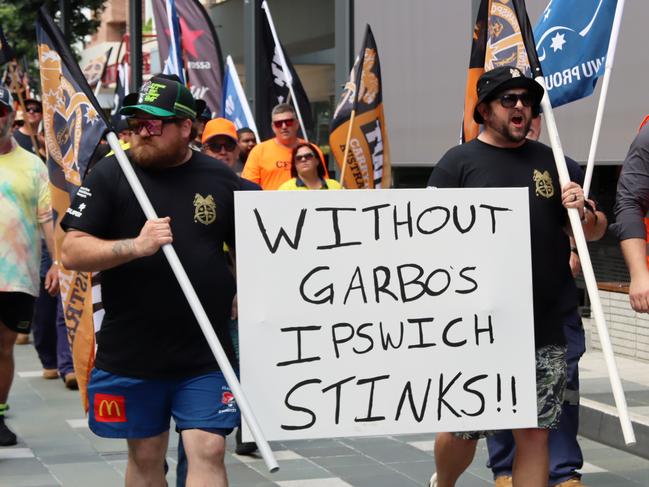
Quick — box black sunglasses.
[26,106,42,114]
[295,152,315,162]
[498,93,534,108]
[206,139,237,152]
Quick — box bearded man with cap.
[426,67,600,487]
[60,76,242,486]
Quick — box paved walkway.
[2,342,649,486]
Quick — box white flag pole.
[536,77,636,445]
[105,131,279,472]
[226,55,260,142]
[93,79,103,98]
[583,0,625,199]
[261,0,309,141]
[164,0,185,84]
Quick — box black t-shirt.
[61,151,241,379]
[13,130,37,154]
[427,138,581,348]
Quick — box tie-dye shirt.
[0,139,52,296]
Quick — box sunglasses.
[273,118,295,128]
[0,105,10,117]
[498,93,534,108]
[126,118,178,136]
[206,139,237,152]
[26,106,42,113]
[295,152,315,162]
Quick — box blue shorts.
[88,368,240,439]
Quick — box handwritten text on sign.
[235,188,536,441]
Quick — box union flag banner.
[4,60,30,106]
[82,47,113,89]
[258,0,313,141]
[152,0,224,116]
[110,40,129,127]
[534,0,617,108]
[462,0,542,142]
[329,24,390,189]
[36,7,110,411]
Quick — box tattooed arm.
[61,217,173,272]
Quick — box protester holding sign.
[279,142,342,190]
[486,114,607,487]
[60,76,241,486]
[426,67,600,487]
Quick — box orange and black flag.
[36,7,110,412]
[463,0,543,143]
[82,47,113,89]
[329,24,391,189]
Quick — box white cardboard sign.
[235,188,536,441]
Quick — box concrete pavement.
[2,339,649,486]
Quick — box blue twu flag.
[534,0,617,108]
[221,55,259,141]
[162,0,186,84]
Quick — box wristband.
[570,247,578,254]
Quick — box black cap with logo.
[473,66,544,124]
[121,76,197,119]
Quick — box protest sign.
[236,188,536,441]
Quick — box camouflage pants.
[454,344,567,440]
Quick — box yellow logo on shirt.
[533,169,554,199]
[193,194,216,225]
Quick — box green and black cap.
[120,76,197,119]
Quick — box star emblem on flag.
[550,32,566,52]
[164,17,205,59]
[84,106,99,125]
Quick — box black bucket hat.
[473,66,544,124]
[120,76,197,119]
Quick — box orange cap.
[202,117,238,145]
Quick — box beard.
[491,112,531,144]
[130,135,189,169]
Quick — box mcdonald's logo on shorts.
[94,393,127,422]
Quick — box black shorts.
[0,292,35,333]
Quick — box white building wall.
[354,0,649,166]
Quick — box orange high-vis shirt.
[241,138,326,190]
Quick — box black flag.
[110,40,129,127]
[258,0,313,140]
[0,23,15,65]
